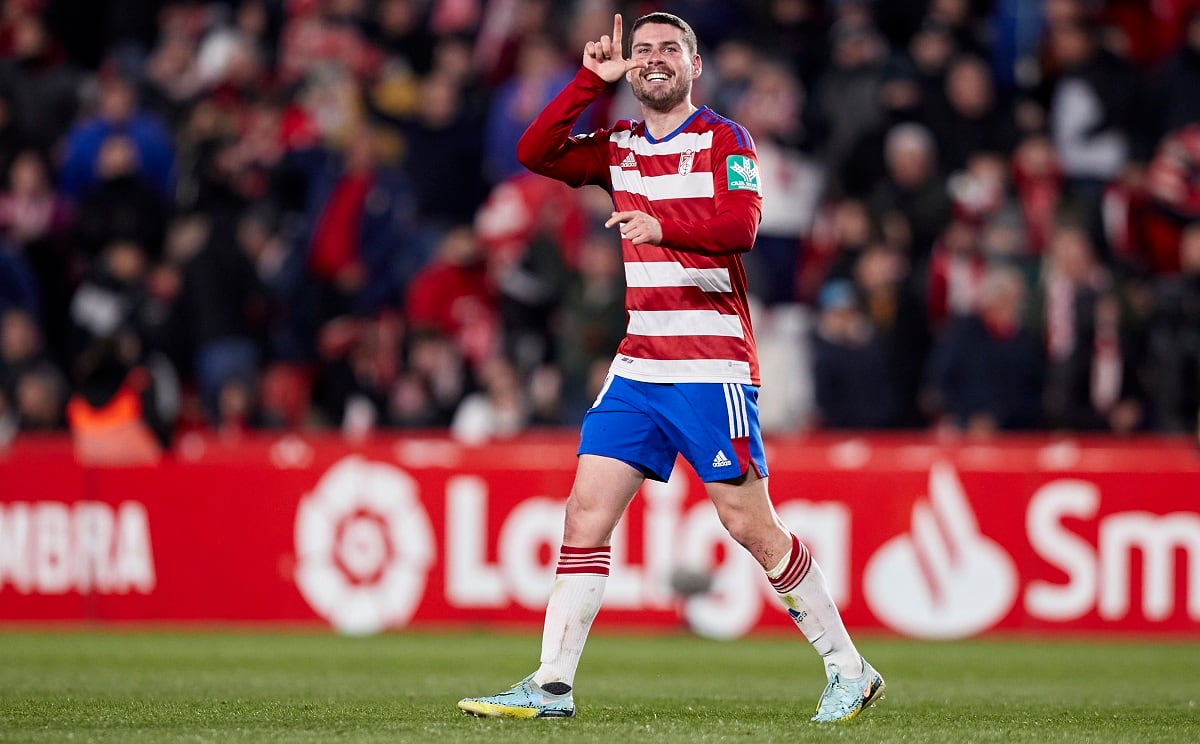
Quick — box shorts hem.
[576,449,669,483]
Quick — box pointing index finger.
[604,210,633,228]
[613,14,623,58]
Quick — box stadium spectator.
[0,91,24,180]
[312,313,403,436]
[390,72,488,229]
[450,354,528,444]
[67,238,165,373]
[924,264,1044,433]
[927,0,992,58]
[886,17,958,124]
[73,133,169,261]
[926,54,1018,174]
[1,307,64,432]
[66,332,171,465]
[1146,221,1200,433]
[194,0,277,94]
[752,0,829,90]
[1148,9,1200,141]
[171,211,273,425]
[277,0,383,86]
[482,33,574,184]
[294,120,422,324]
[59,73,175,202]
[0,307,42,401]
[556,232,624,419]
[475,172,585,373]
[0,149,72,254]
[405,327,471,427]
[0,148,74,363]
[141,14,207,127]
[0,239,39,320]
[799,196,876,304]
[927,217,987,328]
[1140,124,1200,273]
[1010,132,1065,256]
[364,0,437,76]
[1036,224,1140,431]
[404,225,497,369]
[1043,17,1145,257]
[806,17,888,196]
[868,122,954,264]
[733,58,823,305]
[852,243,930,427]
[9,357,65,430]
[810,278,900,428]
[0,10,80,154]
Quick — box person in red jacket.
[457,12,883,723]
[404,226,496,370]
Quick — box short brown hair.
[629,12,698,57]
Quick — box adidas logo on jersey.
[619,151,637,169]
[712,450,732,468]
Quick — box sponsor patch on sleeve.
[725,154,760,193]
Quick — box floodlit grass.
[0,629,1197,742]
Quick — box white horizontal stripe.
[609,129,713,155]
[624,262,732,293]
[610,356,753,385]
[627,310,744,337]
[609,168,715,200]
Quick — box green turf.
[0,629,1197,743]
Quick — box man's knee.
[715,503,759,546]
[563,493,618,545]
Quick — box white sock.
[532,545,610,689]
[767,533,863,679]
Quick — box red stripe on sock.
[557,545,611,576]
[770,534,811,594]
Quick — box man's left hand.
[606,210,662,245]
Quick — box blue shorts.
[578,374,769,483]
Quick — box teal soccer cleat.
[811,658,885,722]
[457,674,576,719]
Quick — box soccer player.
[457,12,884,723]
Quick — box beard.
[631,72,691,112]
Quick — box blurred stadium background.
[0,0,1198,739]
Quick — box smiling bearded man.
[456,11,885,724]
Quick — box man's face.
[627,23,699,112]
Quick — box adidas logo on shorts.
[712,450,732,468]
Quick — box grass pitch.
[0,629,1197,743]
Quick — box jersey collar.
[640,106,709,144]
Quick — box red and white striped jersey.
[518,68,763,385]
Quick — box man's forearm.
[516,68,609,187]
[658,204,761,255]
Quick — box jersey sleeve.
[516,68,613,189]
[657,123,762,255]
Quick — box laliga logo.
[863,462,1018,638]
[294,456,435,635]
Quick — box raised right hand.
[582,13,645,83]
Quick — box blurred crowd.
[0,0,1199,454]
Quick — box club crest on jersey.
[726,155,760,193]
[678,149,695,176]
